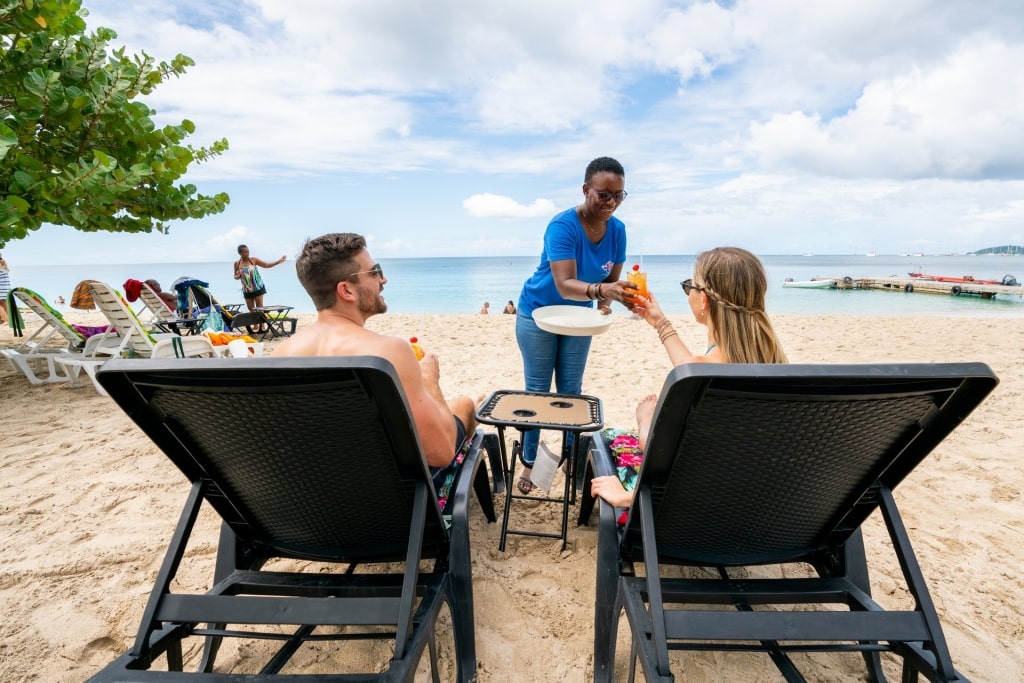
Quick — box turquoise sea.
[9,254,1024,318]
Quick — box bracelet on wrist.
[597,283,604,299]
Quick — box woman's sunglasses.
[680,278,703,295]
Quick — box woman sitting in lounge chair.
[590,246,788,509]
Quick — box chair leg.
[844,530,888,683]
[593,530,621,682]
[472,462,497,523]
[427,621,441,683]
[481,432,505,494]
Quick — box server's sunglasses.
[590,189,628,202]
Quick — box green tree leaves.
[0,0,229,246]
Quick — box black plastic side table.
[476,390,603,551]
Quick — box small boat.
[782,278,836,289]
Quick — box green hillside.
[969,245,1024,255]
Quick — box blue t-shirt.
[518,208,627,315]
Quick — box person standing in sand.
[273,232,481,511]
[590,246,788,509]
[513,156,637,495]
[233,244,286,312]
[0,252,11,324]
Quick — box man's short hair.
[584,156,625,183]
[295,233,368,310]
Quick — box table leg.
[559,432,574,551]
[497,426,515,552]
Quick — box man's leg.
[447,395,479,436]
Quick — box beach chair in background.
[587,362,998,683]
[56,282,215,396]
[88,356,495,681]
[226,310,271,340]
[183,281,240,321]
[1,287,119,385]
[137,281,176,320]
[136,281,204,335]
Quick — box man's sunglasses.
[349,263,384,280]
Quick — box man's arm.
[383,337,458,468]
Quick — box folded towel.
[123,278,144,302]
[71,324,115,338]
[7,290,24,336]
[70,280,99,310]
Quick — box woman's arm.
[252,255,287,269]
[635,292,703,365]
[550,259,637,310]
[233,260,242,279]
[549,258,596,301]
[596,262,626,313]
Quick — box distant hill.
[968,245,1024,255]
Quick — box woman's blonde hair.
[694,247,787,364]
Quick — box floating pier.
[829,276,1024,300]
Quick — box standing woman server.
[233,244,287,312]
[513,157,637,494]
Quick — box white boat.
[782,278,837,289]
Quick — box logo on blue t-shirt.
[602,261,613,274]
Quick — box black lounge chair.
[586,362,998,683]
[88,356,496,682]
[227,310,272,340]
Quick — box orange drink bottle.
[627,264,648,301]
[409,337,424,361]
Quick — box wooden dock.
[830,276,1024,300]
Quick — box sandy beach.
[1,310,1022,681]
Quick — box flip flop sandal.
[516,476,536,495]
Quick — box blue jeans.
[515,311,592,466]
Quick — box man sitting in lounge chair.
[274,232,480,511]
[144,279,179,310]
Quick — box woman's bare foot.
[636,394,657,426]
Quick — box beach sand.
[1,310,1022,681]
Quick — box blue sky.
[9,0,1024,265]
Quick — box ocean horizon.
[8,253,1024,318]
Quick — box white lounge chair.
[2,287,119,385]
[56,282,215,396]
[137,281,177,320]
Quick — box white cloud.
[744,39,1024,179]
[10,0,1023,264]
[462,194,557,219]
